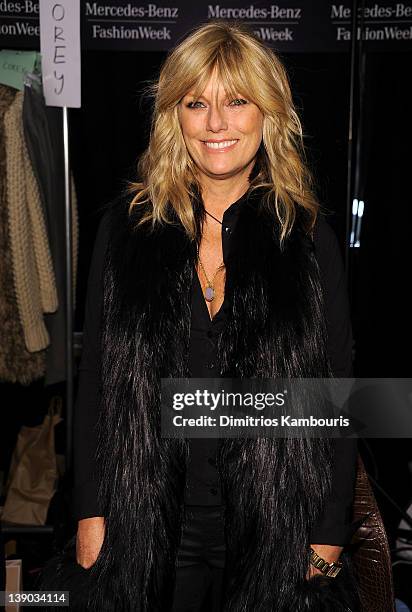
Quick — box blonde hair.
[128,20,320,246]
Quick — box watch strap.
[309,547,343,578]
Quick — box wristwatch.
[309,547,343,578]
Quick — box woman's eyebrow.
[186,93,209,100]
[186,92,238,101]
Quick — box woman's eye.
[186,98,248,109]
[230,98,248,106]
[187,100,205,109]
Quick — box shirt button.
[210,488,218,495]
[224,226,231,234]
[207,361,215,369]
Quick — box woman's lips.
[202,139,239,152]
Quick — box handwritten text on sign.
[39,0,80,107]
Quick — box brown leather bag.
[351,455,396,612]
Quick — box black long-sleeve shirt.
[72,191,358,546]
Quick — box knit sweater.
[0,84,46,384]
[4,91,58,352]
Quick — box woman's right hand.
[76,516,106,569]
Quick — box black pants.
[172,505,226,612]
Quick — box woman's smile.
[202,139,239,152]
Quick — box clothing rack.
[0,63,75,534]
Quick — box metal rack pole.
[63,105,73,474]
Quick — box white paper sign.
[39,0,81,108]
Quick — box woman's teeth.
[204,140,238,149]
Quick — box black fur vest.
[41,187,360,611]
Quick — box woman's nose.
[206,105,228,132]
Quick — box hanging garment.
[4,90,58,353]
[22,81,79,385]
[0,84,45,384]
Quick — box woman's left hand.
[306,544,343,580]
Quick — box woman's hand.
[306,544,343,580]
[76,516,106,569]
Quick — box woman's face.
[178,70,264,183]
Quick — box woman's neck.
[200,182,250,217]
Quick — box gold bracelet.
[309,547,343,578]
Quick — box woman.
[71,21,360,611]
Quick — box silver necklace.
[197,209,225,302]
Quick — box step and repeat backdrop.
[1,0,412,52]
